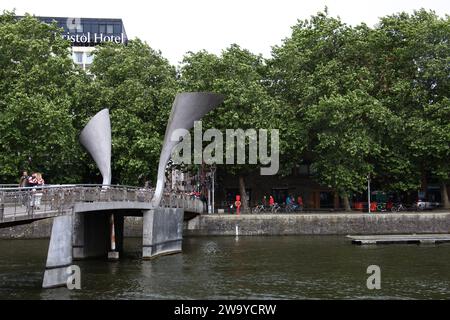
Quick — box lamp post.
[368,173,371,213]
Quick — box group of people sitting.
[266,194,303,207]
[18,171,45,188]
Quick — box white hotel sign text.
[62,32,126,45]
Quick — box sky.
[1,0,449,65]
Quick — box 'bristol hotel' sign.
[62,17,126,46]
[62,32,125,45]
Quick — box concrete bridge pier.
[42,215,73,288]
[142,208,184,259]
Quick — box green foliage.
[0,12,83,183]
[89,39,179,184]
[368,10,450,188]
[306,90,397,195]
[179,45,284,175]
[0,9,448,196]
[269,9,450,196]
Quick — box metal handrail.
[0,184,204,223]
[0,184,148,191]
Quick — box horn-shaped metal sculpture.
[152,92,224,207]
[79,108,112,185]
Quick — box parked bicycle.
[252,203,267,214]
[391,203,407,212]
[284,203,303,213]
[271,202,281,213]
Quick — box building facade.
[35,16,128,70]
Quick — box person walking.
[18,171,30,207]
[29,173,45,209]
[28,173,37,187]
[35,173,45,186]
[19,171,29,188]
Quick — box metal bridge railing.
[0,184,204,223]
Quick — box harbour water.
[0,236,449,299]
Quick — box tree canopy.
[0,9,448,208]
[0,12,84,183]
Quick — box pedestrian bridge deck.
[0,184,204,227]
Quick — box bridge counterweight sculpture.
[78,108,119,261]
[0,92,224,288]
[144,92,224,259]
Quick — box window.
[85,52,94,64]
[67,18,83,32]
[73,52,83,64]
[320,192,334,208]
[113,24,121,34]
[99,24,114,34]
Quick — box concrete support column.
[72,212,85,259]
[142,208,184,259]
[43,215,73,288]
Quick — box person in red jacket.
[269,195,275,206]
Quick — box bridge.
[0,184,204,288]
[0,91,225,289]
[0,184,203,227]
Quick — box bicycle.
[285,203,298,213]
[252,204,267,214]
[270,203,281,213]
[391,203,407,212]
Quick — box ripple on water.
[0,237,449,299]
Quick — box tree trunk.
[333,191,340,210]
[342,194,351,212]
[441,183,450,209]
[239,175,249,213]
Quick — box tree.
[268,10,384,208]
[268,9,450,209]
[179,45,284,212]
[305,90,398,210]
[89,39,179,185]
[0,12,84,183]
[368,10,450,207]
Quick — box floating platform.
[347,234,450,245]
